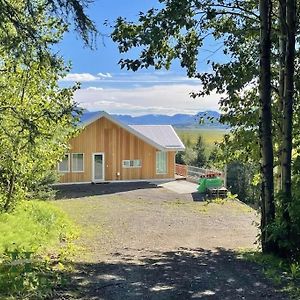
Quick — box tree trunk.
[3,174,15,212]
[259,0,276,253]
[277,0,286,191]
[281,0,296,243]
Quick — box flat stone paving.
[157,180,199,194]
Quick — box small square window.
[122,159,142,168]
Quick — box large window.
[58,154,70,173]
[122,159,142,168]
[72,153,84,172]
[156,151,167,174]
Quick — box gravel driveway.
[53,182,287,299]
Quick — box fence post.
[224,164,227,188]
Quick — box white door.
[92,153,105,182]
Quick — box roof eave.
[164,146,186,151]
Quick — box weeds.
[241,250,300,299]
[0,200,78,299]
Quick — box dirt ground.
[52,182,287,299]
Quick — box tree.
[0,54,79,211]
[0,0,97,51]
[183,147,197,166]
[280,0,297,251]
[226,161,260,205]
[258,0,276,253]
[193,135,207,168]
[0,4,84,211]
[175,151,185,164]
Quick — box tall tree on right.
[258,0,276,253]
[278,0,297,255]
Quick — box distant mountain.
[113,111,226,128]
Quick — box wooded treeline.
[112,0,300,258]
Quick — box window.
[122,159,142,168]
[156,151,167,174]
[58,154,70,172]
[72,153,84,172]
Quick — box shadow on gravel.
[56,247,286,300]
[54,182,159,200]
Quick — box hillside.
[113,111,226,128]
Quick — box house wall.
[59,117,175,183]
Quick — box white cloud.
[74,84,223,116]
[61,73,98,82]
[86,87,104,91]
[60,71,200,84]
[98,72,112,78]
[60,72,112,82]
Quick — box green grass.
[240,251,300,299]
[175,128,227,151]
[0,200,78,299]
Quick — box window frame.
[58,153,70,173]
[156,151,168,174]
[122,159,142,168]
[71,153,84,173]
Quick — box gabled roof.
[129,125,185,151]
[80,111,185,151]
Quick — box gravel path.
[53,182,287,299]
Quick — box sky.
[57,0,227,116]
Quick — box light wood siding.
[59,117,175,183]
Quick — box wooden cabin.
[58,111,185,184]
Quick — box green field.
[175,128,227,151]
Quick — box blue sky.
[57,0,226,116]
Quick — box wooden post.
[224,164,227,188]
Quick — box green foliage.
[226,192,238,200]
[290,262,300,280]
[175,151,185,165]
[25,170,59,200]
[0,251,66,299]
[263,158,300,258]
[267,193,300,259]
[182,147,197,166]
[193,135,207,167]
[0,55,79,211]
[0,201,76,254]
[0,200,78,299]
[241,251,300,299]
[226,161,260,205]
[175,130,224,167]
[0,3,82,211]
[0,0,97,52]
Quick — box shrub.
[242,251,300,299]
[25,170,59,200]
[0,201,76,254]
[0,200,78,299]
